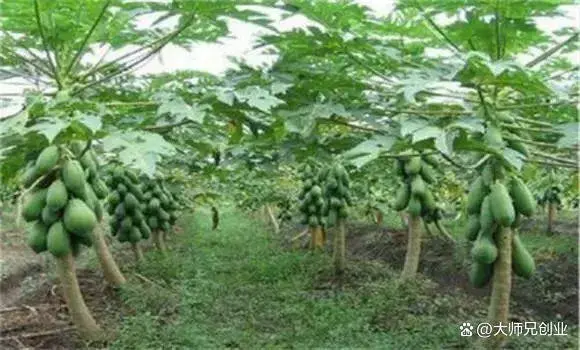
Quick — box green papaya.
[490,182,515,227]
[107,191,121,207]
[91,178,108,199]
[422,189,436,212]
[410,175,426,198]
[482,163,494,187]
[338,206,348,219]
[469,261,493,288]
[112,167,125,180]
[393,184,411,211]
[127,182,144,201]
[404,157,422,175]
[148,217,159,229]
[132,210,145,224]
[83,183,99,211]
[114,203,126,219]
[124,193,139,212]
[419,162,436,184]
[35,145,60,175]
[394,159,405,176]
[139,222,151,239]
[407,195,422,217]
[62,160,86,198]
[466,176,487,215]
[125,169,139,183]
[70,140,87,156]
[128,227,141,243]
[41,206,60,226]
[465,214,480,241]
[22,189,48,222]
[161,221,171,232]
[21,164,40,188]
[94,201,103,221]
[310,185,322,198]
[118,230,129,243]
[80,152,97,180]
[149,198,161,212]
[471,228,498,264]
[63,199,97,237]
[46,180,68,211]
[510,177,535,217]
[47,221,71,257]
[120,217,133,233]
[117,183,128,196]
[159,208,170,221]
[422,154,439,169]
[479,196,494,237]
[512,234,535,279]
[27,221,48,253]
[329,197,342,209]
[308,216,319,227]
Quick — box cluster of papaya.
[22,142,108,257]
[465,160,536,287]
[320,163,352,226]
[104,167,151,244]
[393,154,441,219]
[298,165,326,228]
[140,177,179,233]
[537,185,563,207]
[276,199,292,223]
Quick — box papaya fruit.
[393,184,410,211]
[118,230,129,243]
[422,189,436,212]
[35,145,60,175]
[114,203,126,219]
[465,214,480,241]
[80,152,97,180]
[46,179,68,211]
[490,182,515,227]
[479,196,494,237]
[159,209,170,221]
[509,177,535,217]
[161,221,171,232]
[481,163,494,187]
[83,183,99,211]
[22,189,48,222]
[27,221,48,253]
[125,169,139,183]
[469,261,493,288]
[148,217,159,229]
[308,204,317,215]
[410,175,426,198]
[132,210,145,224]
[484,125,504,148]
[128,227,141,243]
[88,149,99,167]
[94,201,103,221]
[70,140,86,156]
[471,227,498,264]
[117,183,128,196]
[139,222,151,239]
[149,198,161,212]
[21,164,40,188]
[91,178,108,199]
[407,195,422,217]
[63,199,97,237]
[404,157,422,175]
[329,197,342,209]
[419,162,436,184]
[422,154,439,169]
[338,206,348,219]
[310,185,322,198]
[124,193,139,212]
[107,190,121,207]
[512,234,535,279]
[394,159,405,176]
[41,206,60,226]
[120,217,133,233]
[466,176,487,215]
[127,182,144,200]
[327,209,337,226]
[47,221,71,257]
[308,216,319,227]
[62,160,86,198]
[326,179,338,192]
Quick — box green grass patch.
[109,208,578,349]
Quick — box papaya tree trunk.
[547,202,556,234]
[92,224,126,287]
[265,204,279,234]
[310,225,324,250]
[131,243,144,262]
[55,253,101,340]
[152,230,166,253]
[487,227,512,349]
[399,212,408,229]
[333,219,346,275]
[401,215,422,280]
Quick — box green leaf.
[503,148,525,170]
[343,135,396,168]
[556,122,579,147]
[400,118,430,137]
[75,113,102,134]
[30,119,68,143]
[435,131,456,156]
[234,86,285,113]
[412,126,443,143]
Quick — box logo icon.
[460,322,474,337]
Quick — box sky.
[0,1,578,118]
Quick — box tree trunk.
[55,254,101,340]
[92,224,126,287]
[487,227,512,349]
[401,215,422,280]
[265,204,279,234]
[131,243,144,262]
[152,230,167,253]
[547,202,556,234]
[375,210,383,225]
[310,225,324,250]
[333,219,346,275]
[399,212,408,229]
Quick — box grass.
[108,208,578,349]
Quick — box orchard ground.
[0,206,577,349]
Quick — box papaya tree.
[298,164,326,249]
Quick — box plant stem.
[401,214,422,280]
[487,226,512,349]
[525,33,579,68]
[55,254,101,340]
[92,224,126,287]
[333,219,346,276]
[33,0,61,89]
